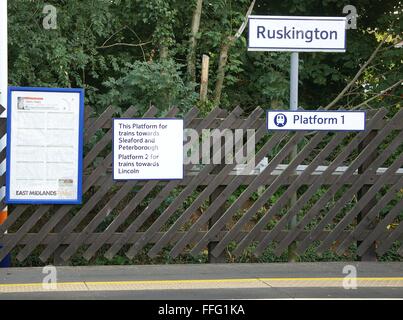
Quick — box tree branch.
[100,26,128,48]
[351,80,403,110]
[325,37,387,110]
[97,41,152,50]
[98,26,151,61]
[231,0,256,42]
[213,0,256,106]
[187,0,204,83]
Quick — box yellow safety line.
[1,277,403,289]
[0,281,85,288]
[260,277,403,281]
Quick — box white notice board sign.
[113,118,184,180]
[6,87,84,204]
[248,16,346,52]
[267,111,366,131]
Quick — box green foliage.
[99,59,198,113]
[8,0,402,112]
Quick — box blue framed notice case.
[5,87,84,205]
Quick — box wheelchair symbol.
[274,113,287,127]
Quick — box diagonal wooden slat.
[146,108,265,259]
[11,106,139,261]
[296,121,403,255]
[231,131,331,257]
[377,221,403,256]
[316,151,403,254]
[108,106,246,259]
[2,104,403,263]
[36,180,136,262]
[0,206,49,261]
[293,110,401,254]
[0,206,29,236]
[84,109,221,259]
[84,107,142,192]
[88,109,210,259]
[84,105,116,143]
[81,106,196,261]
[337,179,403,255]
[207,131,306,258]
[0,147,6,164]
[357,197,403,256]
[187,132,290,258]
[0,121,6,136]
[84,105,94,119]
[165,124,268,258]
[259,132,350,256]
[38,181,112,263]
[84,106,138,169]
[72,107,199,261]
[188,132,291,257]
[0,175,5,191]
[37,106,164,262]
[57,107,200,261]
[398,244,403,256]
[84,184,159,261]
[250,131,349,257]
[272,109,389,255]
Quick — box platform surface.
[1,262,402,299]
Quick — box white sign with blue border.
[267,110,366,131]
[6,87,84,204]
[248,16,347,52]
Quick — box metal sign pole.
[288,52,299,262]
[290,52,299,111]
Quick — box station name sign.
[248,16,347,52]
[267,111,366,131]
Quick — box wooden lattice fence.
[0,104,402,264]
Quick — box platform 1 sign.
[113,119,184,180]
[248,16,346,52]
[267,111,366,131]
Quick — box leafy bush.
[99,59,198,114]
